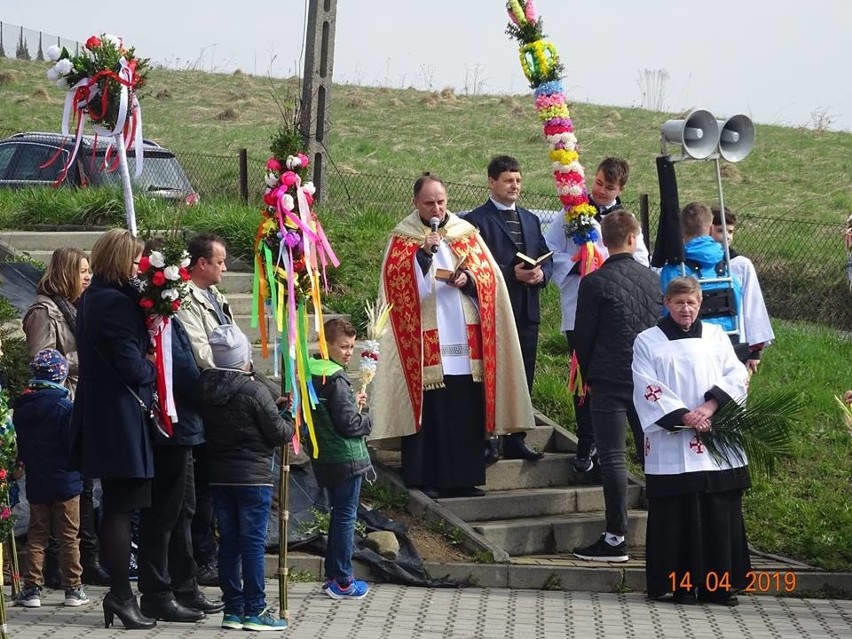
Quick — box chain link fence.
[322,171,850,332]
[0,23,80,61]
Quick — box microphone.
[429,217,440,254]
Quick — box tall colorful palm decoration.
[505,0,599,396]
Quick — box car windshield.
[89,150,193,193]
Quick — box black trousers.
[190,444,217,566]
[503,319,539,451]
[402,375,486,490]
[138,445,198,597]
[589,386,643,536]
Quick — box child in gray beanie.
[199,324,293,630]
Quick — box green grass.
[1,57,852,570]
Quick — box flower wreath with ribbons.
[45,34,149,184]
[135,231,192,437]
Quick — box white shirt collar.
[490,197,516,212]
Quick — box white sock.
[605,533,625,546]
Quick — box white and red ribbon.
[52,57,144,184]
[149,315,176,437]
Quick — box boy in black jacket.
[308,318,373,600]
[200,325,293,631]
[571,211,661,562]
[14,349,89,608]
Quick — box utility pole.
[300,0,337,201]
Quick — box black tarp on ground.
[268,458,459,588]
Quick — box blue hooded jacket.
[14,383,83,504]
[659,235,744,333]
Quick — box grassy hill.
[1,56,851,222]
[1,56,851,572]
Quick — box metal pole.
[239,149,248,204]
[278,443,291,621]
[713,157,744,341]
[114,133,137,236]
[7,533,20,598]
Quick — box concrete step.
[0,230,102,251]
[471,510,648,556]
[483,453,598,491]
[439,485,643,522]
[217,272,255,294]
[0,231,254,292]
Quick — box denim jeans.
[324,475,362,582]
[211,485,272,617]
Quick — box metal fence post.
[239,148,248,204]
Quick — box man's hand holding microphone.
[422,216,441,254]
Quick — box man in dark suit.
[465,155,553,461]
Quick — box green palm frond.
[701,390,802,478]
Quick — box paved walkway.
[6,582,852,638]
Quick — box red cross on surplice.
[644,384,662,402]
[688,435,705,454]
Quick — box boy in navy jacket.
[14,349,88,608]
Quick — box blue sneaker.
[221,613,243,630]
[242,608,288,631]
[325,578,369,600]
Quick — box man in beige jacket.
[176,232,234,588]
[178,233,234,369]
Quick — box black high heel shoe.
[103,592,157,630]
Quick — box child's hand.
[355,391,368,409]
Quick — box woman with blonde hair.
[23,247,91,395]
[23,247,110,588]
[73,228,158,629]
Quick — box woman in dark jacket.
[73,228,157,630]
[136,238,223,623]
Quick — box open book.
[435,251,470,282]
[515,250,554,269]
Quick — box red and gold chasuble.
[382,233,499,433]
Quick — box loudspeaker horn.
[717,114,755,162]
[660,109,719,159]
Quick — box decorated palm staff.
[357,301,392,412]
[251,125,340,619]
[46,34,148,235]
[504,0,599,400]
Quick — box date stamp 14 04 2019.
[669,571,798,594]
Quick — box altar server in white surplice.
[632,276,751,606]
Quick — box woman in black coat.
[73,228,157,630]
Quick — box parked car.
[0,132,199,204]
